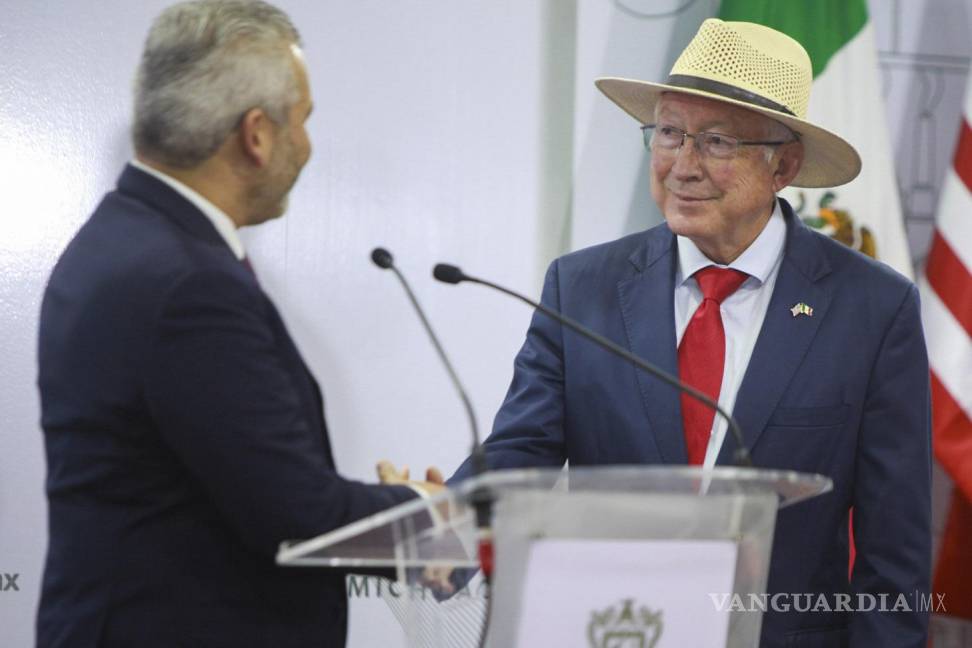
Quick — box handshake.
[375,459,446,494]
[375,460,460,596]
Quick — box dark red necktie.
[678,266,748,465]
[241,256,258,281]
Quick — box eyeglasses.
[642,124,790,160]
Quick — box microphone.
[371,247,393,269]
[432,263,464,284]
[432,263,753,468]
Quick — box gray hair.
[133,0,302,168]
[761,117,798,164]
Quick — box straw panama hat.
[595,18,862,188]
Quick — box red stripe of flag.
[930,369,972,620]
[956,118,972,193]
[932,371,972,501]
[925,231,972,337]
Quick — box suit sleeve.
[144,269,415,557]
[850,283,932,646]
[450,260,568,482]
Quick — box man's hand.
[376,460,445,494]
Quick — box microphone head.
[433,263,466,284]
[371,247,394,269]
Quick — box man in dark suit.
[36,2,433,646]
[447,19,931,647]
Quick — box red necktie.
[678,266,748,465]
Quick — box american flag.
[925,79,972,633]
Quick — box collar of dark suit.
[116,163,230,251]
[627,197,832,283]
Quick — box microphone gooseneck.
[372,249,495,629]
[371,249,483,467]
[433,263,753,468]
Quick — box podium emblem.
[587,597,663,647]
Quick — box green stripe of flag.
[717,0,868,77]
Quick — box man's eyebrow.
[657,114,735,133]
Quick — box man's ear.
[237,107,274,168]
[771,141,805,192]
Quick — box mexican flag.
[719,0,913,280]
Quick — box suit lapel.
[716,203,834,464]
[616,227,687,464]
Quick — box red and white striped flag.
[924,81,972,621]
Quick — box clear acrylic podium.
[277,466,831,647]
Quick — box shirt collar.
[130,159,246,260]
[676,199,786,286]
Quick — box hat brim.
[595,77,862,188]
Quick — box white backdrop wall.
[2,1,969,647]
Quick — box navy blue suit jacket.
[453,200,931,647]
[36,165,414,647]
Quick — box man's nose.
[670,136,704,178]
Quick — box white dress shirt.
[130,159,246,260]
[674,200,786,467]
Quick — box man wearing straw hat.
[449,18,931,646]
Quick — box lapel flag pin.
[790,302,813,318]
